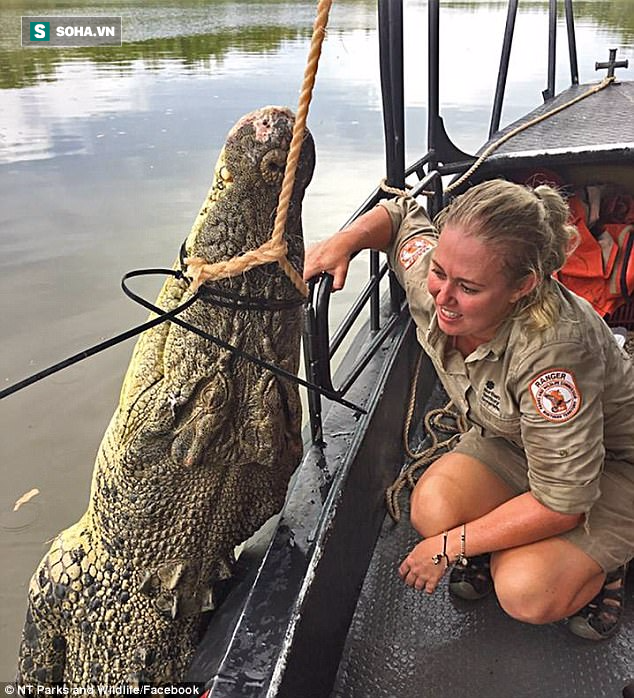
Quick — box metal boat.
[187,1,634,695]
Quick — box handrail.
[302,168,444,444]
[302,0,587,444]
[310,271,404,396]
[329,261,389,358]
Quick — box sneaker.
[448,553,493,600]
[568,564,627,641]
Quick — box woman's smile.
[427,224,533,349]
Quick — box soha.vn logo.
[29,22,50,41]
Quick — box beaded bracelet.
[455,523,468,567]
[431,524,469,567]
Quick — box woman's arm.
[303,205,394,289]
[400,491,583,592]
[445,491,583,558]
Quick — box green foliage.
[1,0,631,90]
[0,26,311,89]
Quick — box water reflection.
[0,0,380,89]
[0,28,311,90]
[2,0,633,90]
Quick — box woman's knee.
[409,458,466,535]
[409,452,514,536]
[492,547,603,625]
[494,565,563,624]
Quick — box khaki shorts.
[453,427,634,572]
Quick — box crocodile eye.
[260,148,287,184]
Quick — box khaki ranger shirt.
[381,196,634,516]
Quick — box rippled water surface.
[0,0,633,680]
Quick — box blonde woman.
[304,179,633,640]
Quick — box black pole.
[378,0,405,190]
[489,0,518,137]
[427,0,440,171]
[378,0,405,313]
[543,0,557,100]
[303,299,324,445]
[0,311,174,401]
[564,0,579,85]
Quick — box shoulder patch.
[398,236,435,269]
[529,369,581,423]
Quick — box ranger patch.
[398,236,435,269]
[529,369,581,423]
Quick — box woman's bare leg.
[410,452,605,624]
[491,538,605,624]
[409,451,515,537]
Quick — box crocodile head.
[185,104,316,288]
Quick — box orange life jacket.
[556,193,634,317]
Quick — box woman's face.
[426,224,533,345]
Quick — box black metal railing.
[302,166,445,444]
[301,0,585,444]
[490,0,578,135]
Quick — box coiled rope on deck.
[386,350,468,523]
[186,0,334,297]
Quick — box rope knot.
[379,177,411,198]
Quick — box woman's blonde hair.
[434,179,578,330]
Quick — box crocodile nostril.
[260,148,287,184]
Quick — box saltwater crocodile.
[16,105,315,686]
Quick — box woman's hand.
[303,206,394,290]
[303,234,353,291]
[398,535,451,594]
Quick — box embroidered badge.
[481,379,501,414]
[529,369,581,423]
[398,236,435,269]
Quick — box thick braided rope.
[379,177,411,198]
[188,0,333,296]
[376,79,615,205]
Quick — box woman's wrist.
[445,524,469,565]
[338,205,394,255]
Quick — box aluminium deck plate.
[331,383,634,698]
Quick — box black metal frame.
[301,0,583,444]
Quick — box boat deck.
[472,80,634,174]
[331,382,634,698]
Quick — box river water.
[0,0,632,681]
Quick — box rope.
[379,177,411,198]
[386,349,467,522]
[377,78,616,204]
[383,80,618,520]
[444,76,616,195]
[187,0,334,297]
